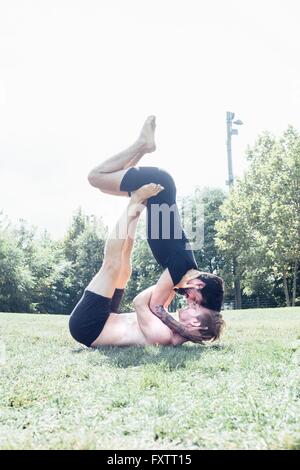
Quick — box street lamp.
[226,111,243,187]
[226,112,244,310]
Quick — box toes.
[147,115,156,128]
[153,183,162,191]
[155,184,164,195]
[150,184,164,196]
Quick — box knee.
[87,170,98,187]
[87,169,105,189]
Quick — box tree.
[62,209,107,312]
[188,187,226,273]
[216,127,300,307]
[0,219,34,312]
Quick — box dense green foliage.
[216,126,300,307]
[0,190,227,314]
[0,209,107,314]
[0,126,299,312]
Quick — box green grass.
[1,308,300,450]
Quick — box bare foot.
[131,183,164,204]
[123,116,157,170]
[137,115,156,153]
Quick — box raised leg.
[87,116,156,196]
[114,234,136,290]
[85,183,163,298]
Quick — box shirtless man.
[69,184,224,347]
[87,116,224,316]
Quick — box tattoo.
[152,305,205,344]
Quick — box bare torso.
[91,311,173,347]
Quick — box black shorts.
[69,288,124,347]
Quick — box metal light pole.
[226,111,243,187]
[226,111,243,309]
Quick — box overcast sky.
[1,0,300,238]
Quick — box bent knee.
[87,170,103,188]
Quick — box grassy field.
[0,308,300,450]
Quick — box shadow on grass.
[85,343,227,369]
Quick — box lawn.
[0,308,300,450]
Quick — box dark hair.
[197,272,224,312]
[196,309,225,342]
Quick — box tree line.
[0,126,299,313]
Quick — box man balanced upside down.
[69,116,225,347]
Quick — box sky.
[1,0,300,238]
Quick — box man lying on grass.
[87,115,224,319]
[69,184,225,347]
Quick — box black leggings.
[121,167,177,204]
[120,167,186,268]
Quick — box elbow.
[149,298,157,314]
[133,287,154,310]
[132,294,142,309]
[133,292,149,310]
